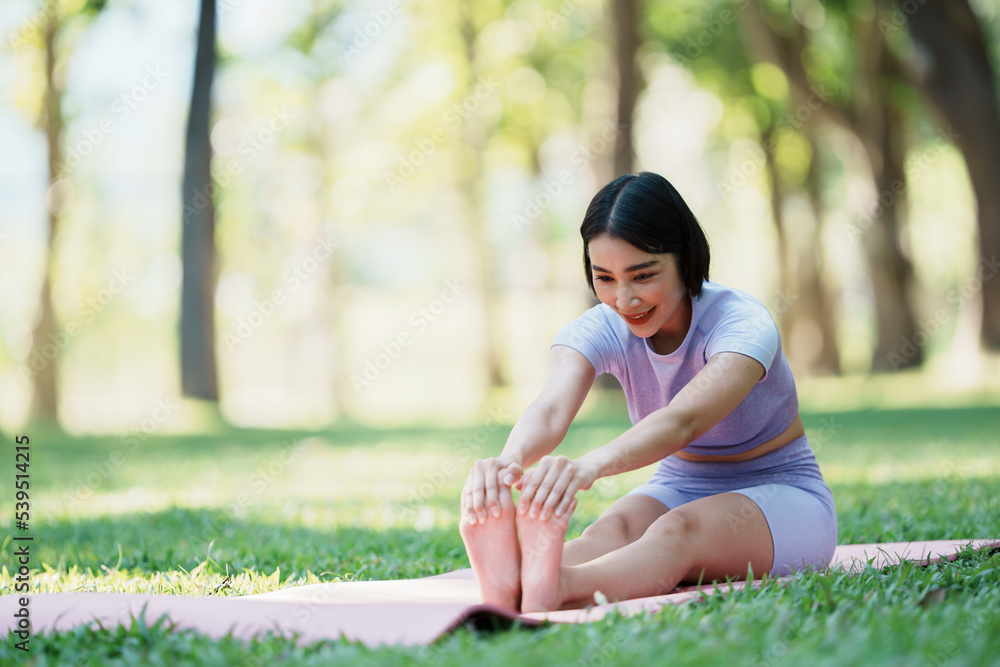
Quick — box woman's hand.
[461,457,524,525]
[517,455,598,521]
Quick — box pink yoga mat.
[2,539,997,648]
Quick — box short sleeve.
[550,305,622,377]
[703,299,779,380]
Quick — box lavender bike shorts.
[626,435,837,576]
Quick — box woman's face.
[587,233,691,348]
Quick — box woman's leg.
[521,491,774,612]
[459,482,521,609]
[520,492,670,611]
[561,494,671,566]
[460,487,669,609]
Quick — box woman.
[460,171,837,613]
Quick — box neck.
[650,291,692,355]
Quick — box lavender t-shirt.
[550,280,798,456]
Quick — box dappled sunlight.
[2,0,993,432]
[1,0,998,662]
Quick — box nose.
[616,285,641,311]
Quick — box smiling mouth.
[621,307,654,323]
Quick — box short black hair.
[580,171,710,297]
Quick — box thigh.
[626,481,700,512]
[651,491,775,584]
[732,483,837,576]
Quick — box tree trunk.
[584,0,641,391]
[896,0,1000,349]
[853,28,920,370]
[458,8,506,390]
[803,139,841,374]
[860,116,920,371]
[612,0,640,177]
[762,127,841,377]
[30,4,63,422]
[762,127,794,362]
[738,8,842,375]
[741,2,920,372]
[180,0,219,400]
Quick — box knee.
[581,512,635,543]
[647,509,697,541]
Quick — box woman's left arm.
[517,351,764,520]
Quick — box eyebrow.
[591,260,660,273]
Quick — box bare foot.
[459,484,520,610]
[518,499,575,612]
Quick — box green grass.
[2,399,999,665]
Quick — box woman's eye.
[594,275,613,283]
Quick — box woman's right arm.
[463,345,596,524]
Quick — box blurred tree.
[762,123,842,375]
[504,0,634,389]
[645,0,842,375]
[32,3,63,422]
[498,0,622,388]
[282,3,349,414]
[180,0,219,400]
[893,0,1000,350]
[745,50,842,376]
[799,133,842,374]
[458,2,506,390]
[612,0,640,176]
[591,0,641,392]
[747,10,849,376]
[26,0,107,423]
[742,0,921,371]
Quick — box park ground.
[2,374,1000,665]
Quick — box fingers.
[518,455,573,519]
[464,457,516,525]
[537,463,576,520]
[516,465,542,515]
[484,463,500,520]
[469,461,487,525]
[500,462,523,488]
[547,459,596,519]
[543,474,581,520]
[553,481,580,519]
[530,462,566,519]
[463,457,583,526]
